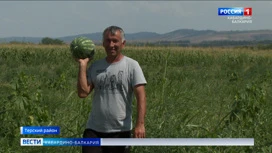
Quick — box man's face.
[103,30,125,58]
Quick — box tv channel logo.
[21,138,43,146]
[218,8,252,16]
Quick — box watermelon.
[70,37,95,59]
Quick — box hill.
[1,29,272,44]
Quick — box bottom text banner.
[20,138,254,146]
[20,138,101,146]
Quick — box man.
[77,26,147,153]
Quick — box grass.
[0,44,271,153]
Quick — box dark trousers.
[82,129,131,153]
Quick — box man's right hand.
[75,58,91,67]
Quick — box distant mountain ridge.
[1,29,272,44]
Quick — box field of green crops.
[0,44,272,153]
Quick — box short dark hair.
[103,26,125,43]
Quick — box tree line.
[40,37,64,45]
[6,37,272,49]
[126,40,272,49]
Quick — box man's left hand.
[134,124,145,138]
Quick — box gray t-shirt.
[86,56,147,132]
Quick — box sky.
[1,1,272,38]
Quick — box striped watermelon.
[70,37,95,59]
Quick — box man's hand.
[134,124,145,138]
[134,84,146,138]
[75,57,91,66]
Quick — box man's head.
[103,26,126,58]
